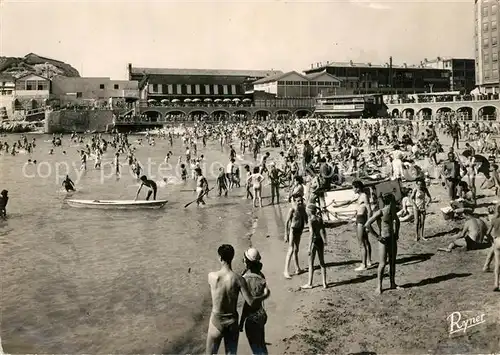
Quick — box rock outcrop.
[0,53,80,79]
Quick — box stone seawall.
[44,109,114,133]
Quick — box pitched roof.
[305,70,342,82]
[252,71,309,84]
[15,72,50,81]
[130,67,283,78]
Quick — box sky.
[1,0,474,79]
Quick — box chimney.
[128,63,132,79]
[437,56,441,61]
[326,60,330,64]
[311,63,314,69]
[404,63,407,68]
[349,60,353,66]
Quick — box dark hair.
[294,175,304,184]
[382,192,395,205]
[253,166,260,174]
[352,180,364,190]
[140,175,147,181]
[218,244,235,264]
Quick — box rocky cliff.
[0,53,80,78]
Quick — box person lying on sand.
[482,204,500,292]
[438,210,491,252]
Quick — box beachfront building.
[251,70,344,97]
[420,57,476,93]
[128,64,281,103]
[475,0,500,94]
[304,60,451,95]
[50,76,139,111]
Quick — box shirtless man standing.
[438,211,490,252]
[483,204,500,292]
[206,244,270,355]
[195,168,209,206]
[284,196,308,279]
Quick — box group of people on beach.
[2,117,500,355]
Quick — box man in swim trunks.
[195,167,209,206]
[0,190,8,218]
[284,196,308,279]
[438,211,490,252]
[206,244,270,355]
[483,204,500,291]
[135,175,157,200]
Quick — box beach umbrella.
[204,98,212,102]
[214,99,222,103]
[171,99,180,103]
[184,99,192,103]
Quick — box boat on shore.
[66,199,168,209]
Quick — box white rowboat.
[66,199,168,209]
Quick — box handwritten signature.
[447,311,486,335]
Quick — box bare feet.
[355,265,367,272]
[390,284,403,290]
[294,269,304,275]
[300,284,313,289]
[437,248,451,252]
[375,287,382,295]
[283,272,292,279]
[483,267,490,272]
[494,287,500,292]
[323,283,328,289]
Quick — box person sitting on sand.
[438,210,491,252]
[482,204,500,291]
[62,175,75,192]
[206,244,270,355]
[135,175,157,201]
[0,190,8,218]
[397,188,414,222]
[301,204,328,289]
[364,192,401,294]
[450,181,476,216]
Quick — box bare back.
[208,270,241,315]
[465,218,487,243]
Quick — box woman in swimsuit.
[411,179,432,241]
[301,204,328,289]
[364,193,401,294]
[247,167,265,208]
[240,248,268,355]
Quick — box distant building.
[475,0,500,93]
[0,74,15,96]
[252,70,343,97]
[304,60,451,94]
[128,64,282,102]
[51,76,139,107]
[420,57,476,93]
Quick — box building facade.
[50,76,139,107]
[128,64,282,102]
[252,70,343,97]
[304,61,451,94]
[420,57,476,93]
[475,0,500,93]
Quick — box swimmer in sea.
[0,190,8,218]
[62,175,75,192]
[206,244,270,355]
[135,175,157,201]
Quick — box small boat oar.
[184,186,215,208]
